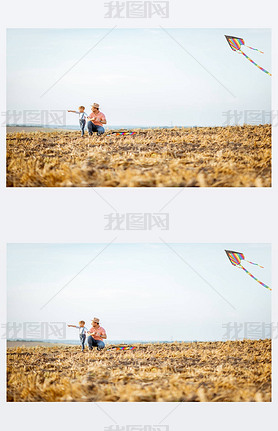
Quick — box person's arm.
[100,114,107,125]
[67,110,78,113]
[99,328,107,339]
[68,324,78,328]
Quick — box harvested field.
[7,339,271,402]
[6,125,271,187]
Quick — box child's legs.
[79,119,85,136]
[80,334,86,350]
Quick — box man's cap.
[91,103,100,109]
[92,317,100,323]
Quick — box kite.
[225,250,271,291]
[225,35,271,76]
[107,346,136,351]
[106,131,136,137]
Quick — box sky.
[7,243,271,342]
[6,28,271,127]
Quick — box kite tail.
[245,45,264,54]
[244,260,264,268]
[239,50,272,76]
[107,346,136,351]
[106,131,136,137]
[239,264,271,291]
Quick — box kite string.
[238,264,271,291]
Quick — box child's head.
[79,320,85,327]
[78,106,85,112]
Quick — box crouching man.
[87,103,106,136]
[87,317,107,350]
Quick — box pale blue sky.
[7,243,271,341]
[7,28,271,127]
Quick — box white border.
[1,1,278,430]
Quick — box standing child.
[68,106,88,137]
[68,320,88,352]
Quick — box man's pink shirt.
[88,326,106,340]
[89,111,106,126]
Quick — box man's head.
[79,320,85,327]
[91,103,100,113]
[92,317,100,327]
[78,106,85,112]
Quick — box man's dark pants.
[87,335,105,350]
[87,122,105,136]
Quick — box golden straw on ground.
[6,125,271,187]
[7,339,271,402]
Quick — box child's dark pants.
[80,334,86,351]
[79,119,86,136]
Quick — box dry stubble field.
[6,125,271,187]
[7,339,271,402]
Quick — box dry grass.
[7,339,271,402]
[6,125,271,187]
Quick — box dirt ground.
[6,125,271,187]
[7,339,271,402]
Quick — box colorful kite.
[225,250,271,291]
[107,346,136,351]
[106,131,136,137]
[225,35,271,76]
